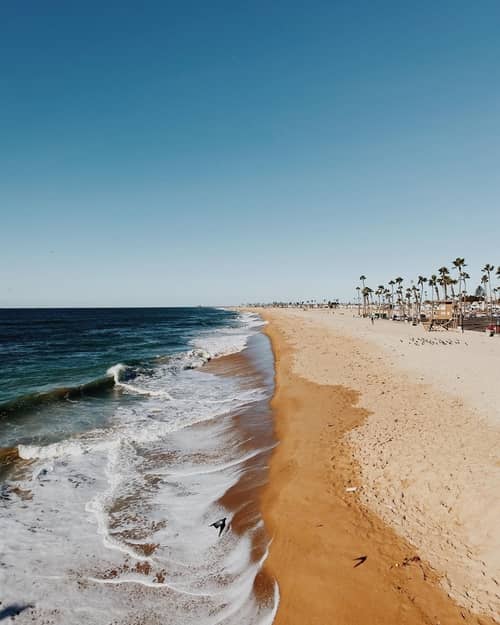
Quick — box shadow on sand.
[0,604,33,620]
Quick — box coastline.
[0,309,280,624]
[204,331,279,615]
[258,308,499,624]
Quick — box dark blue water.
[0,307,248,449]
[0,307,238,407]
[0,307,279,624]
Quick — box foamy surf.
[0,309,278,624]
[191,312,265,358]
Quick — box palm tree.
[367,287,374,308]
[359,276,367,315]
[411,285,419,320]
[438,266,450,300]
[449,277,458,298]
[384,288,391,312]
[376,285,385,312]
[394,277,403,316]
[482,264,494,307]
[452,257,466,294]
[361,286,367,315]
[480,274,489,310]
[388,280,395,309]
[417,275,427,316]
[429,275,439,300]
[428,275,439,318]
[461,271,470,299]
[405,288,413,318]
[362,286,373,316]
[452,258,466,329]
[355,286,361,316]
[452,257,466,274]
[438,276,446,300]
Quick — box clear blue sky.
[2,1,499,306]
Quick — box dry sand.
[258,308,499,624]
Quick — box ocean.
[0,307,278,624]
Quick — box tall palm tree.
[452,257,466,295]
[480,274,489,308]
[428,275,439,318]
[452,257,466,328]
[394,277,403,316]
[449,277,458,298]
[384,288,391,311]
[362,286,373,316]
[367,287,374,307]
[411,285,419,320]
[438,266,450,300]
[482,264,494,307]
[388,280,395,308]
[431,275,440,300]
[461,271,470,296]
[417,275,427,316]
[355,286,361,316]
[359,275,367,315]
[405,288,413,318]
[396,289,403,316]
[361,286,367,315]
[376,285,384,311]
[438,276,446,300]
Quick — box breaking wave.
[0,310,278,624]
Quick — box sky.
[1,1,499,306]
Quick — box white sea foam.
[106,362,126,382]
[191,312,264,358]
[0,310,277,624]
[18,437,118,460]
[116,381,174,399]
[163,444,276,478]
[106,363,175,398]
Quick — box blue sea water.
[0,307,278,625]
[0,307,235,406]
[0,308,251,447]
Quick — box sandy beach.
[258,308,499,624]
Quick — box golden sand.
[259,309,498,625]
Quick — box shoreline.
[258,308,498,624]
[0,310,280,624]
[204,331,278,613]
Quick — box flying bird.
[210,517,227,537]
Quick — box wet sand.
[205,333,277,608]
[258,309,498,625]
